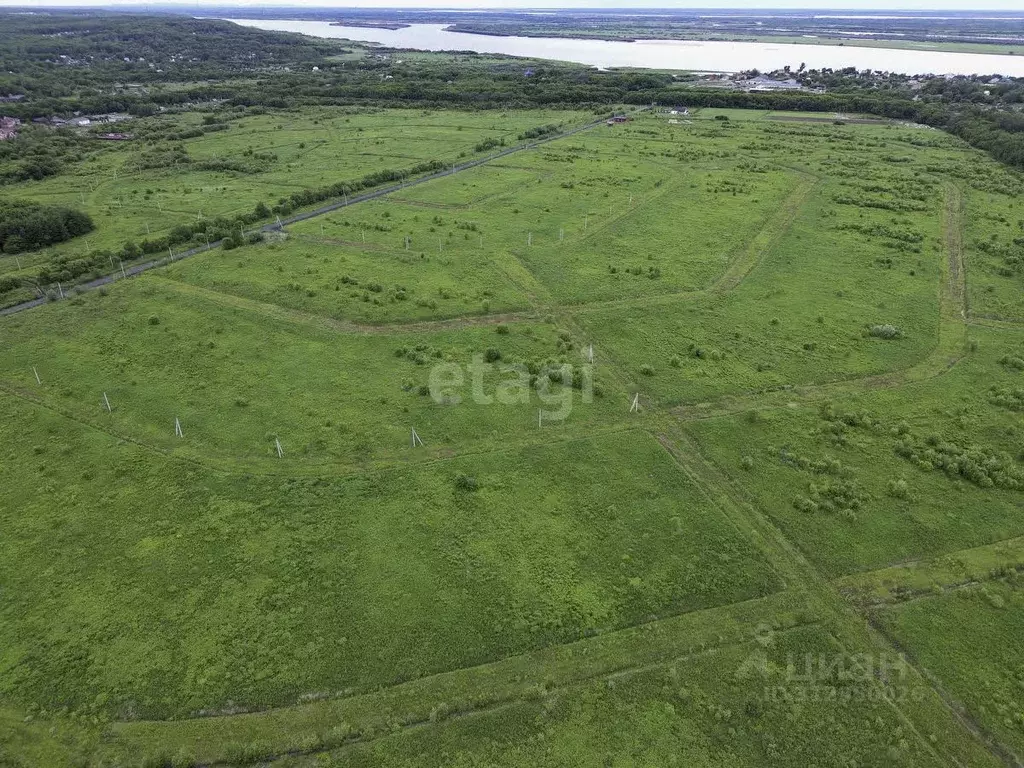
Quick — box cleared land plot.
[511,159,803,304]
[389,163,542,207]
[163,230,533,324]
[0,402,780,721]
[0,279,628,464]
[0,107,586,260]
[962,174,1024,321]
[685,323,1024,577]
[875,580,1024,761]
[577,174,944,405]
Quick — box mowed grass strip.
[0,397,780,721]
[306,625,967,768]
[100,590,808,764]
[126,625,983,767]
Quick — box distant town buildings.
[30,112,132,129]
[743,75,806,92]
[689,73,816,93]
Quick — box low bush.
[867,324,903,340]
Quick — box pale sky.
[1,1,1023,10]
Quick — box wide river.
[226,19,1024,77]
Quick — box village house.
[0,116,21,140]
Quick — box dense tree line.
[0,125,91,183]
[0,201,93,253]
[0,13,343,105]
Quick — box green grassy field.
[686,323,1024,576]
[2,105,1024,766]
[0,400,779,722]
[0,107,587,280]
[875,580,1024,760]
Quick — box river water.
[226,19,1024,77]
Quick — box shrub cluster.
[988,386,1024,412]
[270,160,445,216]
[895,436,1024,490]
[473,137,504,153]
[833,194,929,213]
[793,477,868,519]
[778,447,846,476]
[518,124,560,141]
[998,354,1024,371]
[395,344,444,366]
[454,473,479,491]
[867,324,903,340]
[0,200,94,253]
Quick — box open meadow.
[3,105,1024,766]
[0,107,589,307]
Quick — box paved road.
[0,111,640,318]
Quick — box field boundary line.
[224,623,821,767]
[385,168,556,210]
[0,382,640,480]
[560,171,818,315]
[834,532,1024,608]
[0,385,210,471]
[945,183,966,318]
[501,171,698,309]
[148,275,539,335]
[844,571,1023,609]
[970,316,1024,330]
[709,172,819,293]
